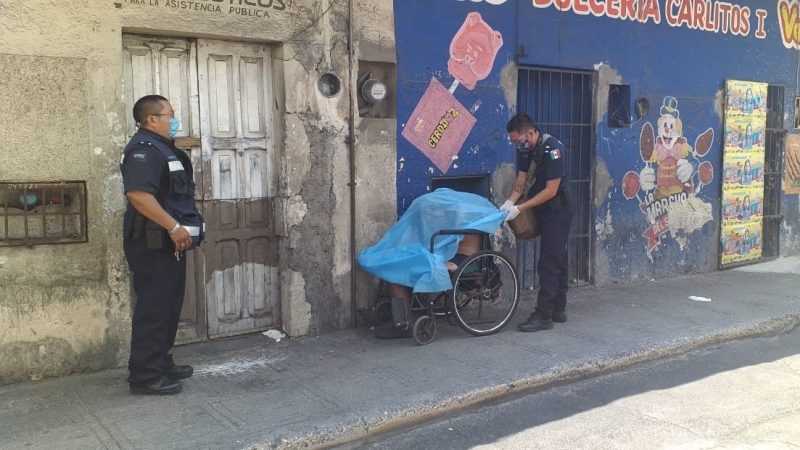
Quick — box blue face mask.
[168,117,181,137]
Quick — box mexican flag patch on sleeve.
[550,149,561,160]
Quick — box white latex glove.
[639,166,656,192]
[677,158,692,182]
[499,200,514,212]
[504,205,521,222]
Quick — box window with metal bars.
[0,181,87,246]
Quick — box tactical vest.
[531,133,569,211]
[122,130,205,249]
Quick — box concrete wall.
[0,0,132,384]
[393,0,800,286]
[352,0,398,315]
[0,0,396,384]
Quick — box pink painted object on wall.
[447,12,504,90]
[401,77,476,173]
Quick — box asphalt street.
[348,325,800,449]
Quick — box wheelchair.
[371,229,520,345]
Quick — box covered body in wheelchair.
[358,188,506,293]
[358,188,518,343]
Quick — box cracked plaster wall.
[118,0,368,334]
[278,4,352,333]
[0,0,130,384]
[351,0,398,315]
[120,0,370,334]
[592,64,624,286]
[0,0,375,383]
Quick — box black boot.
[517,311,553,332]
[374,297,411,339]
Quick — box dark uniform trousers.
[124,239,187,384]
[534,200,573,319]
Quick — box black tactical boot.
[517,312,554,332]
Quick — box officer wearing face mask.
[120,95,205,395]
[500,113,572,333]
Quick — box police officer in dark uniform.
[500,114,572,332]
[121,95,205,395]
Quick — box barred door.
[516,67,594,290]
[763,85,786,257]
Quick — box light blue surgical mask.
[168,117,181,137]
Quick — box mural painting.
[621,96,715,257]
[783,134,800,195]
[401,11,503,173]
[720,79,768,266]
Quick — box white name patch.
[168,160,185,172]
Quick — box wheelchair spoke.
[449,251,520,336]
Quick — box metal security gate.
[516,67,594,290]
[763,85,786,257]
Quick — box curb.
[256,313,800,450]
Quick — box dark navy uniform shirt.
[121,129,191,198]
[516,133,568,209]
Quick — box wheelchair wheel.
[412,315,436,345]
[448,250,519,336]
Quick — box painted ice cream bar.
[447,12,503,90]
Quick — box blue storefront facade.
[393,0,800,286]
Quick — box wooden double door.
[122,34,281,341]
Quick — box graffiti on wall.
[622,96,715,257]
[401,12,503,173]
[784,134,800,194]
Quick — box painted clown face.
[657,114,680,142]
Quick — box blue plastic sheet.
[358,188,506,293]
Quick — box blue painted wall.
[394,0,800,284]
[394,2,517,211]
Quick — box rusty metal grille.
[516,67,595,290]
[0,181,87,246]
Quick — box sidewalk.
[2,258,799,450]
